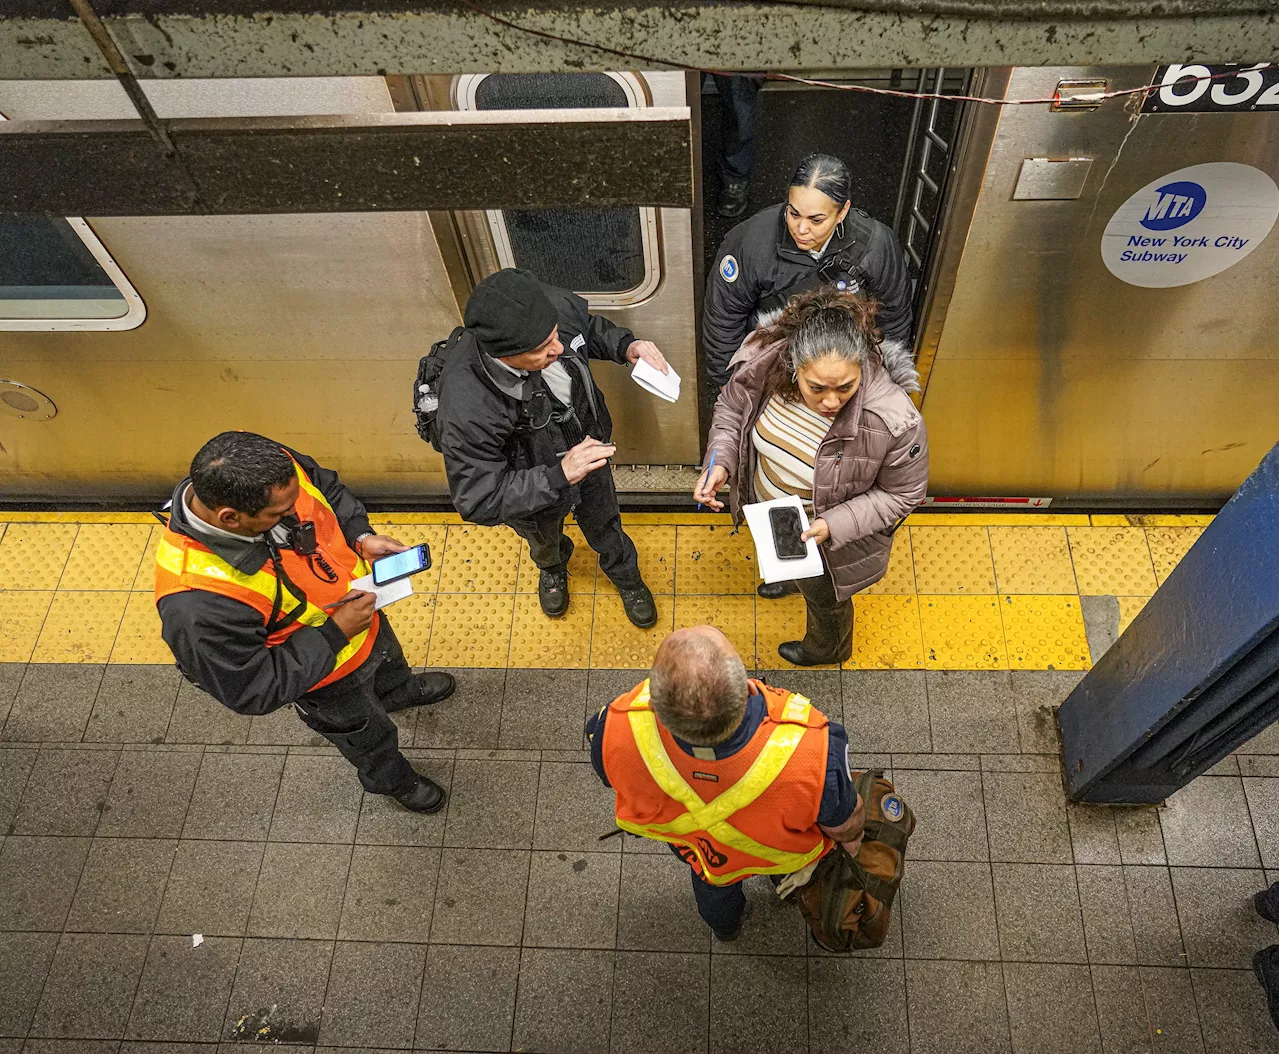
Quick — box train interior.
[0,61,1276,1053]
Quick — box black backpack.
[412,326,465,452]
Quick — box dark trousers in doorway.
[710,73,766,183]
[293,618,418,795]
[509,466,643,590]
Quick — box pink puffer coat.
[703,335,929,602]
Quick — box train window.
[0,216,145,332]
[454,73,662,305]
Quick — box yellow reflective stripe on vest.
[290,462,371,578]
[161,536,368,669]
[622,684,827,884]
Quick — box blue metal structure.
[1060,447,1279,804]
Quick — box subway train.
[1,65,1276,506]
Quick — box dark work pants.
[510,466,642,590]
[671,845,747,936]
[795,562,854,662]
[710,73,766,182]
[293,618,417,795]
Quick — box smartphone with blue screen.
[371,544,432,586]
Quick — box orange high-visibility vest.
[154,457,375,691]
[602,679,833,885]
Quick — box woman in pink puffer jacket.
[694,288,929,666]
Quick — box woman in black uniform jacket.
[702,153,918,395]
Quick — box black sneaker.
[392,771,446,814]
[717,179,750,219]
[1257,881,1279,924]
[538,568,570,617]
[1254,945,1278,1027]
[383,671,456,713]
[618,582,658,629]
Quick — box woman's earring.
[836,220,846,240]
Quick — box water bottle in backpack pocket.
[412,325,465,452]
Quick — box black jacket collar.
[167,478,272,575]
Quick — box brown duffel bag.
[786,769,915,952]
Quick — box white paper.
[192,933,204,948]
[741,496,825,584]
[348,572,413,610]
[630,358,681,403]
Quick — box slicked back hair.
[649,632,750,746]
[190,431,295,515]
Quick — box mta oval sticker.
[881,794,905,822]
[719,255,739,283]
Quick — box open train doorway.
[698,68,971,349]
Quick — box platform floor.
[0,511,1275,1053]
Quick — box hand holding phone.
[371,544,432,586]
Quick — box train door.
[396,71,702,475]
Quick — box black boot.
[618,582,658,629]
[778,599,853,666]
[778,640,848,667]
[538,567,570,617]
[383,671,456,713]
[1254,945,1278,1027]
[757,580,800,600]
[1256,881,1278,923]
[392,770,447,814]
[718,179,750,219]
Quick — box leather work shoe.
[618,583,659,629]
[1254,947,1280,1029]
[1256,881,1279,923]
[778,640,849,667]
[538,568,570,618]
[757,580,800,600]
[392,770,447,814]
[383,671,456,713]
[717,179,750,219]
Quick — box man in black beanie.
[434,268,669,627]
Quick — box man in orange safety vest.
[586,625,866,940]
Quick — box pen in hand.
[697,450,718,511]
[323,594,362,612]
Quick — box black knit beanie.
[464,268,558,358]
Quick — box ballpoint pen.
[697,449,718,511]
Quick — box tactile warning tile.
[909,526,996,594]
[754,594,832,669]
[999,594,1090,671]
[0,589,54,662]
[674,526,758,594]
[1144,527,1203,587]
[861,531,916,595]
[589,593,675,669]
[382,593,437,666]
[373,525,448,594]
[426,593,515,668]
[131,525,165,591]
[32,590,130,664]
[109,592,174,664]
[437,525,521,593]
[509,593,595,668]
[919,595,1008,670]
[673,595,757,667]
[848,594,925,670]
[1067,527,1157,596]
[1117,596,1149,636]
[0,523,78,590]
[598,526,675,595]
[515,525,597,594]
[988,526,1078,594]
[58,523,153,591]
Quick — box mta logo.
[1140,181,1207,231]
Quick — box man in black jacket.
[435,268,666,626]
[157,432,454,812]
[702,202,915,391]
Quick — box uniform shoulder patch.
[880,794,905,822]
[719,255,739,283]
[570,333,586,352]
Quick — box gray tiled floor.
[0,663,1275,1052]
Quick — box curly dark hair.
[757,287,883,404]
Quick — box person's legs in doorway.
[509,504,575,617]
[711,73,765,219]
[574,467,657,629]
[778,566,852,666]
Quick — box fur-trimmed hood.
[728,326,921,394]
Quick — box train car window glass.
[0,115,144,333]
[454,73,662,306]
